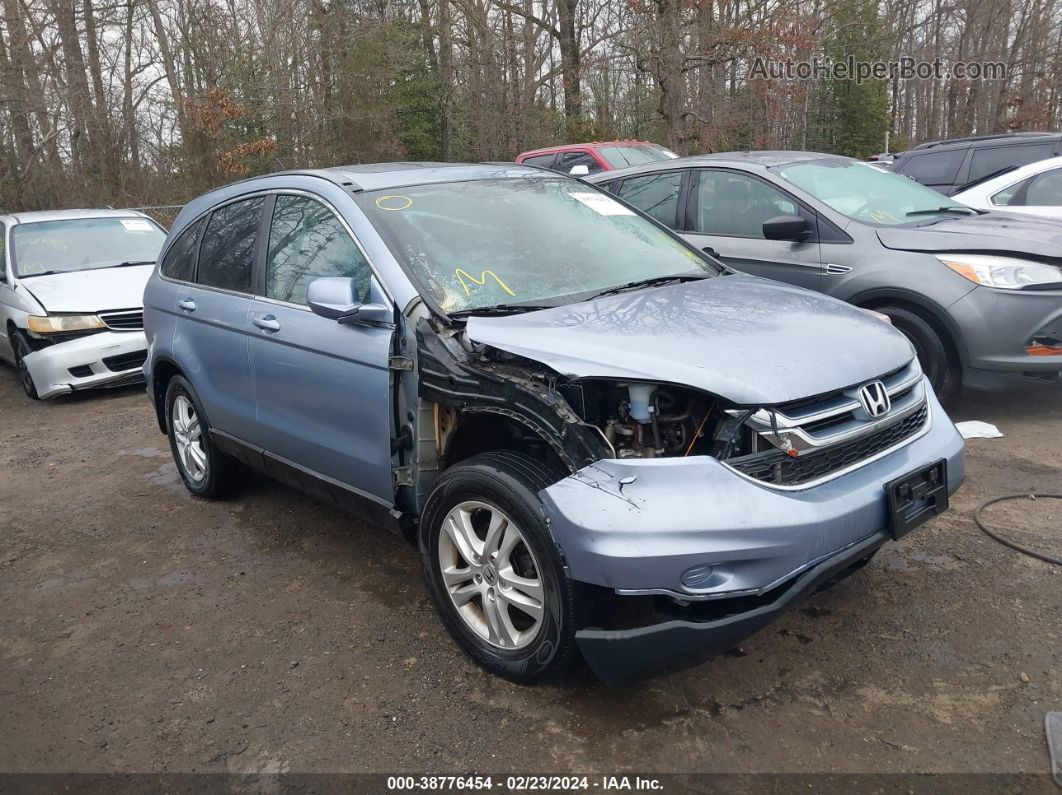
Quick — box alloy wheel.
[437,500,545,650]
[172,395,207,482]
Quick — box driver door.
[683,169,823,291]
[249,193,395,502]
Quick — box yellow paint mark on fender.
[455,269,516,297]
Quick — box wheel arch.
[849,287,968,367]
[150,356,185,434]
[442,408,574,477]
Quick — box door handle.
[701,246,719,258]
[252,314,281,332]
[176,298,196,312]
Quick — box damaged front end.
[414,312,965,685]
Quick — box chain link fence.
[124,204,185,229]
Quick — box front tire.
[164,375,237,498]
[877,305,960,403]
[420,451,580,683]
[11,331,40,400]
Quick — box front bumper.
[577,531,888,685]
[950,284,1062,381]
[23,330,147,399]
[539,386,964,683]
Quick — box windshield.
[599,145,678,169]
[775,159,971,225]
[358,177,716,314]
[12,217,165,277]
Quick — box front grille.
[728,404,929,486]
[98,309,144,331]
[102,350,147,372]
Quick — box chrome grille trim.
[722,359,933,491]
[98,309,144,331]
[742,358,925,453]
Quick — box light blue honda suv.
[144,163,965,685]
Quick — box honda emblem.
[857,380,891,418]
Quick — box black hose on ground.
[974,494,1062,566]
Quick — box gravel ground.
[0,368,1059,779]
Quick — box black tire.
[877,305,960,403]
[11,331,40,400]
[164,375,238,498]
[419,451,580,684]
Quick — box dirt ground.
[0,367,1059,779]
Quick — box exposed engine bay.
[412,315,928,502]
[415,317,747,468]
[554,379,721,459]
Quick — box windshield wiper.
[588,273,707,300]
[449,303,556,318]
[18,270,61,278]
[905,206,977,217]
[90,259,156,270]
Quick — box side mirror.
[569,164,590,177]
[307,277,391,324]
[762,215,809,241]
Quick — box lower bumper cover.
[950,284,1062,375]
[23,330,147,399]
[577,531,887,686]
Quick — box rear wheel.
[11,331,40,400]
[164,375,238,498]
[877,305,960,403]
[420,451,580,683]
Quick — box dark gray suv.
[589,151,1062,401]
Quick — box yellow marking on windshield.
[869,209,900,223]
[455,269,516,297]
[376,194,413,211]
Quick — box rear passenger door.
[682,169,822,290]
[894,149,967,193]
[613,170,684,227]
[248,192,395,502]
[169,196,262,441]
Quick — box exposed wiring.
[684,404,714,457]
[974,493,1062,566]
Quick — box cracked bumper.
[24,331,147,399]
[539,387,964,683]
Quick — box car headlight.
[937,254,1062,289]
[26,314,106,334]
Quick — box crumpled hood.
[465,275,915,406]
[877,212,1062,258]
[19,265,152,313]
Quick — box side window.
[695,170,798,238]
[1023,168,1062,205]
[558,151,602,174]
[898,150,964,185]
[991,179,1024,206]
[160,217,204,282]
[266,195,371,306]
[521,154,556,169]
[969,144,1054,183]
[616,171,682,227]
[197,196,263,293]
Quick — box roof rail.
[913,131,1056,150]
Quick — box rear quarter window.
[520,154,557,169]
[160,218,204,282]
